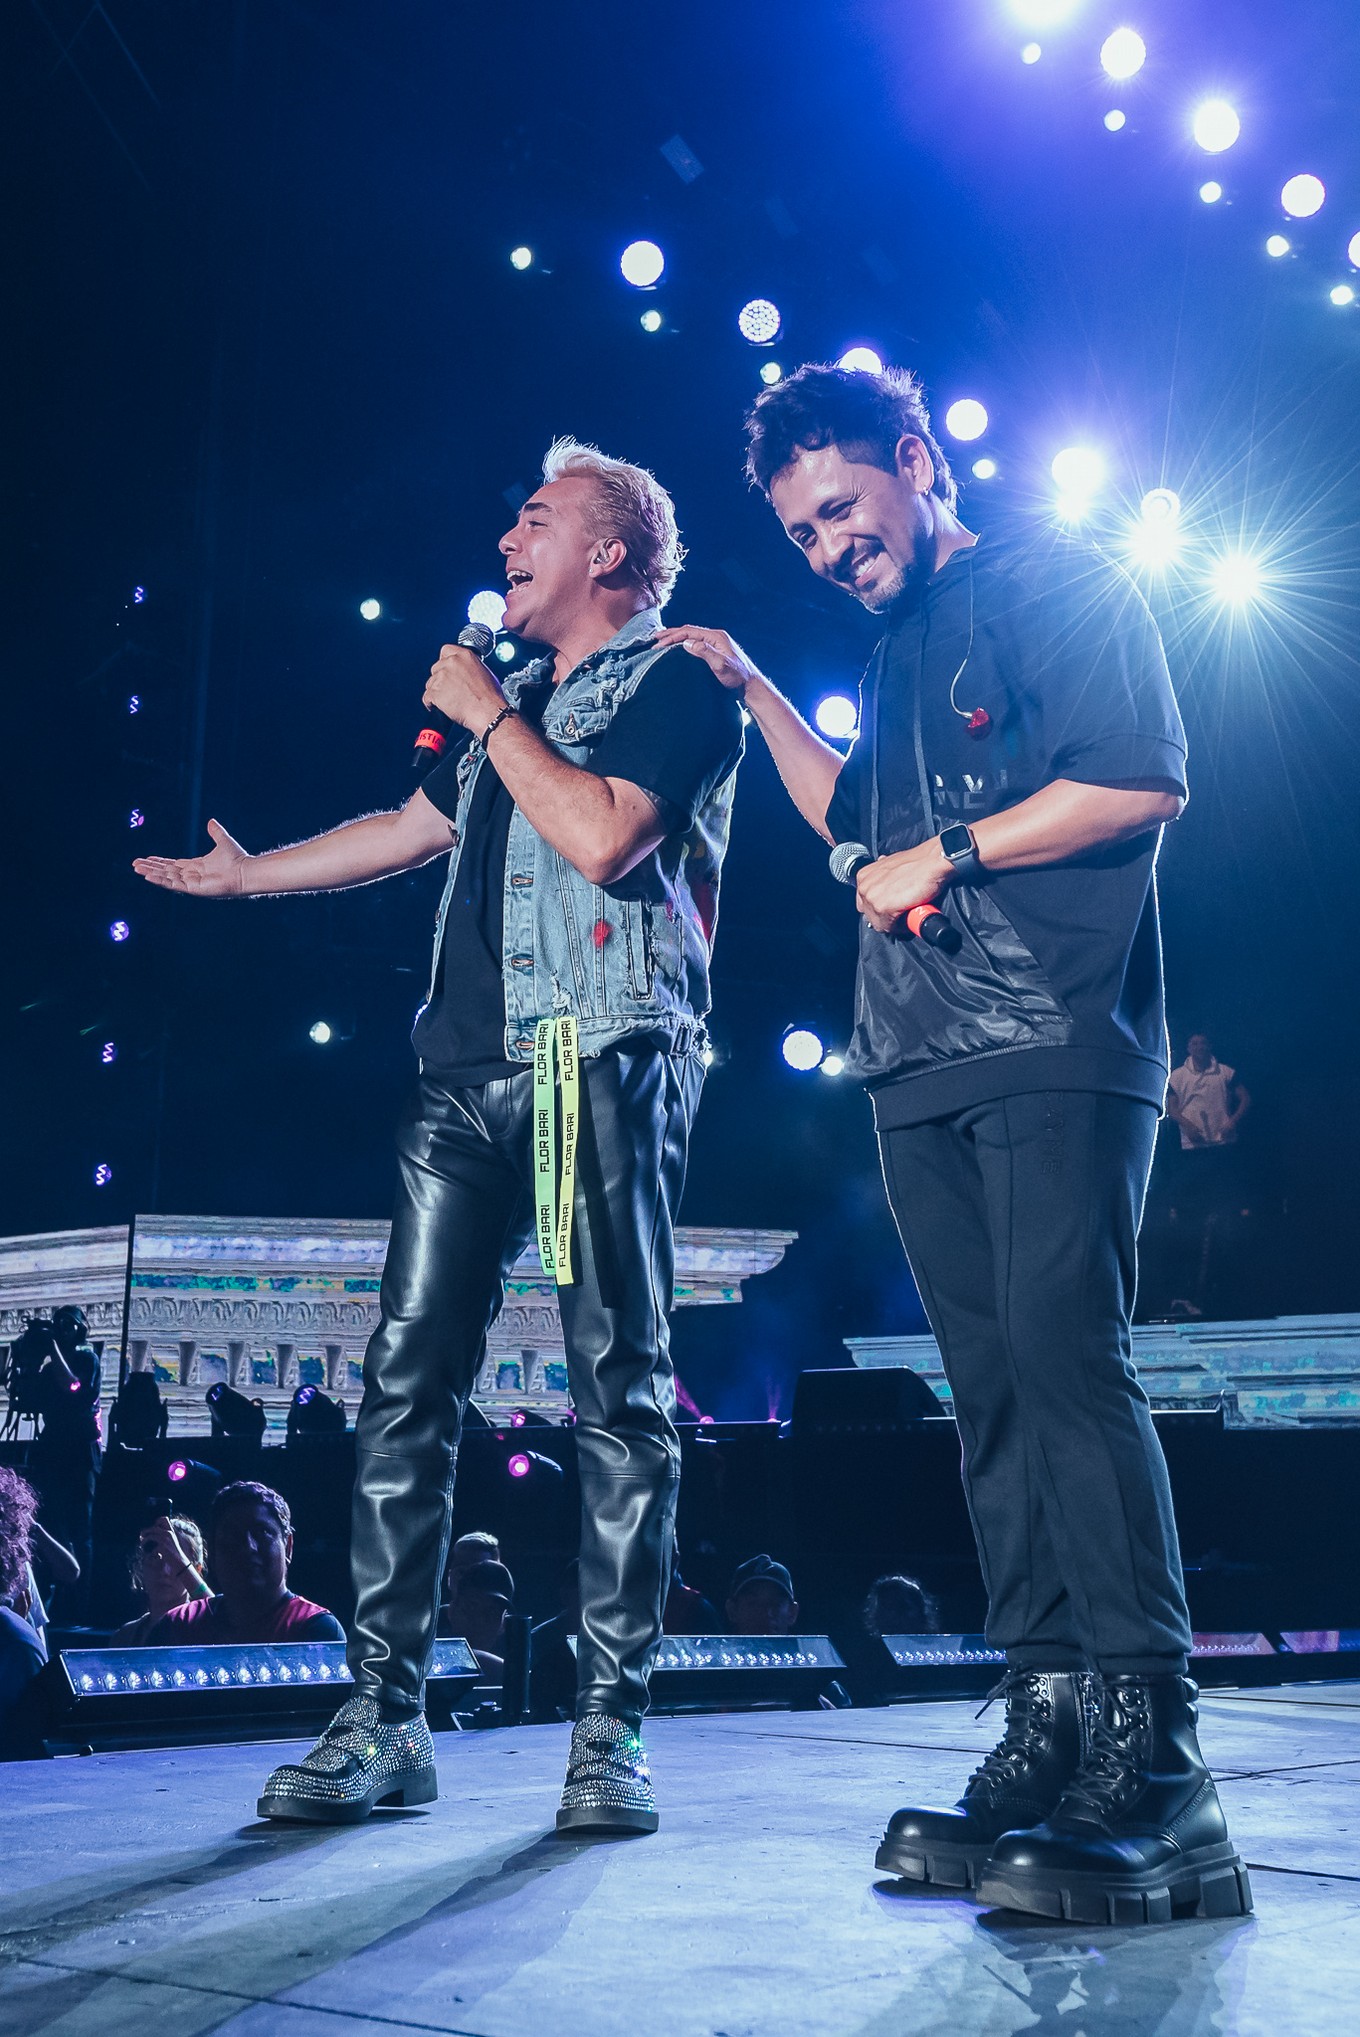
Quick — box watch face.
[941,825,972,859]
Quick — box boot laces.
[1060,1686,1150,1822]
[965,1671,1054,1799]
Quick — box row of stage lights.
[1008,7,1358,302]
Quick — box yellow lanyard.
[533,1016,579,1285]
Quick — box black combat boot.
[978,1674,1253,1924]
[875,1669,1098,1889]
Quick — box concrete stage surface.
[3,1689,1358,2037]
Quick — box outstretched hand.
[133,818,250,897]
[653,625,764,694]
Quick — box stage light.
[782,1027,826,1072]
[838,345,884,375]
[508,1452,531,1479]
[288,1384,347,1443]
[1200,181,1223,205]
[495,639,516,663]
[93,1163,112,1187]
[109,920,129,943]
[639,307,663,333]
[738,298,782,344]
[167,1459,188,1484]
[1100,29,1145,81]
[359,598,381,621]
[1021,43,1042,64]
[821,1054,846,1077]
[1051,446,1106,498]
[759,360,783,386]
[510,1409,528,1428]
[509,245,533,270]
[127,694,140,714]
[308,1021,333,1045]
[206,1381,268,1443]
[620,239,664,287]
[128,809,145,829]
[1192,101,1240,154]
[1127,518,1183,572]
[100,1042,117,1064]
[972,456,998,480]
[1209,552,1263,606]
[944,398,988,442]
[815,694,859,739]
[1055,496,1091,524]
[1141,488,1181,525]
[133,585,145,603]
[1330,284,1355,307]
[467,589,506,631]
[1104,110,1127,133]
[1349,231,1360,268]
[1008,0,1078,25]
[1281,174,1324,219]
[1266,234,1291,257]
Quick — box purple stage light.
[133,586,146,604]
[101,1042,117,1065]
[129,809,145,828]
[508,1453,531,1479]
[127,695,141,714]
[109,920,130,942]
[168,1460,189,1482]
[296,1387,316,1405]
[511,1410,527,1428]
[93,1163,113,1187]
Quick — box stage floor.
[3,1685,1358,2037]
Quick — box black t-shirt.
[413,646,743,1081]
[827,529,1188,1126]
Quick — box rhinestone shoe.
[555,1712,658,1835]
[257,1693,438,1824]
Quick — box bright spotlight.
[821,1054,846,1078]
[109,920,130,943]
[128,808,145,828]
[1349,231,1360,268]
[309,1021,333,1045]
[1127,521,1183,572]
[467,589,506,632]
[359,598,381,621]
[1021,43,1042,64]
[495,639,517,664]
[1331,284,1356,307]
[620,239,665,287]
[944,398,988,442]
[509,246,533,271]
[1281,174,1325,219]
[1104,110,1127,132]
[100,1042,117,1065]
[759,360,783,386]
[1051,446,1106,498]
[738,298,782,344]
[782,1027,826,1073]
[1055,496,1091,525]
[93,1164,112,1187]
[1199,181,1223,205]
[972,456,998,480]
[1266,234,1291,257]
[507,1452,531,1479]
[1100,28,1146,81]
[1140,488,1182,526]
[639,307,663,333]
[1192,100,1240,154]
[1008,1,1078,25]
[838,345,884,375]
[814,694,859,739]
[1209,552,1263,606]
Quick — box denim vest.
[423,609,739,1063]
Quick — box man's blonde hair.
[541,436,685,607]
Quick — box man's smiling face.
[499,475,609,646]
[769,439,936,613]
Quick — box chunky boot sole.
[874,1831,992,1890]
[555,1803,659,1836]
[978,1843,1253,1926]
[257,1764,439,1825]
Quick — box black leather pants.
[347,1048,701,1727]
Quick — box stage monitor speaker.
[791,1366,944,1438]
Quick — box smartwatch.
[939,822,982,881]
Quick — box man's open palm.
[133,818,249,896]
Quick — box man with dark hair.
[134,440,743,1835]
[726,1555,799,1636]
[147,1482,344,1646]
[655,361,1249,1925]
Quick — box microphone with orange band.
[412,621,497,776]
[828,840,963,955]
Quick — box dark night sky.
[6,1,1360,1414]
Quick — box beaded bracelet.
[479,705,517,750]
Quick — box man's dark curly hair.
[210,1479,292,1541]
[744,362,956,511]
[0,1465,39,1604]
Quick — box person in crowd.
[726,1554,800,1636]
[112,1514,211,1645]
[863,1574,941,1636]
[147,1482,344,1645]
[530,1559,582,1722]
[0,1467,47,1760]
[442,1531,501,1613]
[440,1558,515,1676]
[1167,1032,1251,1162]
[28,1305,102,1617]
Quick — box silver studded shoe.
[555,1712,658,1835]
[257,1693,438,1823]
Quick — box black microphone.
[413,621,498,776]
[829,840,962,954]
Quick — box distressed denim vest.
[421,608,739,1063]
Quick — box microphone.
[828,841,962,954]
[413,621,498,775]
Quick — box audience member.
[440,1558,514,1675]
[145,1482,344,1645]
[27,1305,102,1617]
[862,1574,941,1636]
[443,1530,501,1610]
[110,1515,211,1645]
[529,1559,581,1722]
[0,1466,47,1760]
[726,1554,799,1636]
[1167,1032,1251,1160]
[664,1546,720,1635]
